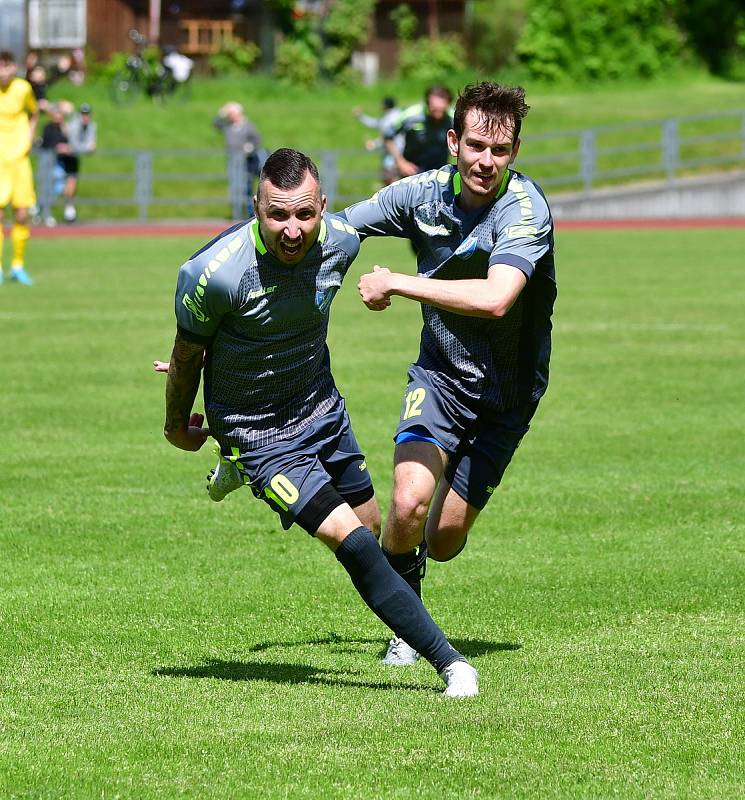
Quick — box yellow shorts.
[0,156,36,209]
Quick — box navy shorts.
[226,400,373,532]
[394,365,538,510]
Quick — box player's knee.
[390,486,430,528]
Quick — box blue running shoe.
[10,267,33,286]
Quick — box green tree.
[273,0,376,85]
[465,0,528,72]
[676,0,745,75]
[391,3,467,83]
[515,0,684,82]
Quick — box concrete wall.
[548,171,745,220]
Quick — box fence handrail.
[32,107,745,221]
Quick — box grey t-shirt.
[175,214,361,449]
[342,165,556,412]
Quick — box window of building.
[28,0,86,48]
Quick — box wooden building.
[6,0,466,74]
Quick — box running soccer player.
[341,82,557,666]
[0,51,38,285]
[162,148,478,697]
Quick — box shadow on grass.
[152,635,520,692]
[244,633,521,660]
[153,659,431,692]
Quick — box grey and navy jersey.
[342,165,556,412]
[174,214,360,448]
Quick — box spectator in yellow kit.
[0,50,38,285]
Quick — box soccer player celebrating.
[342,82,557,666]
[161,148,478,697]
[0,51,38,285]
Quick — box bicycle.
[110,30,193,106]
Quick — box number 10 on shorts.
[402,387,426,420]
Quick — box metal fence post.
[662,119,679,184]
[135,150,153,222]
[320,150,338,211]
[227,151,248,220]
[580,129,596,192]
[35,148,56,221]
[741,111,745,159]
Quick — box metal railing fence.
[33,108,745,222]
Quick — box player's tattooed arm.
[163,332,209,451]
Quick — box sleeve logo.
[182,292,209,323]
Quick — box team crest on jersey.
[455,233,479,259]
[315,287,338,314]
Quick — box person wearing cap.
[61,102,97,222]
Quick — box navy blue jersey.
[174,214,361,448]
[342,165,556,412]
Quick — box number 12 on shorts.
[402,387,426,420]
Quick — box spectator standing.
[213,101,263,216]
[39,104,71,226]
[353,97,404,186]
[27,65,51,113]
[62,102,97,222]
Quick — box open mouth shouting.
[280,238,304,259]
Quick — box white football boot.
[439,660,479,698]
[382,636,420,666]
[207,444,243,502]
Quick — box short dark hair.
[382,96,396,110]
[0,51,16,64]
[258,148,320,200]
[453,82,530,144]
[425,84,453,104]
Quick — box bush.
[397,34,467,84]
[465,0,528,72]
[208,40,260,76]
[275,37,320,87]
[515,0,684,82]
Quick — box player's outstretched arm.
[163,332,209,451]
[358,263,527,319]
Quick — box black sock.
[383,545,426,599]
[335,527,461,673]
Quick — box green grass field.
[1,227,744,798]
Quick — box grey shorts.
[394,364,539,510]
[226,400,373,531]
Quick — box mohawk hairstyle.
[453,82,530,143]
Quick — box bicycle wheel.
[110,69,143,105]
